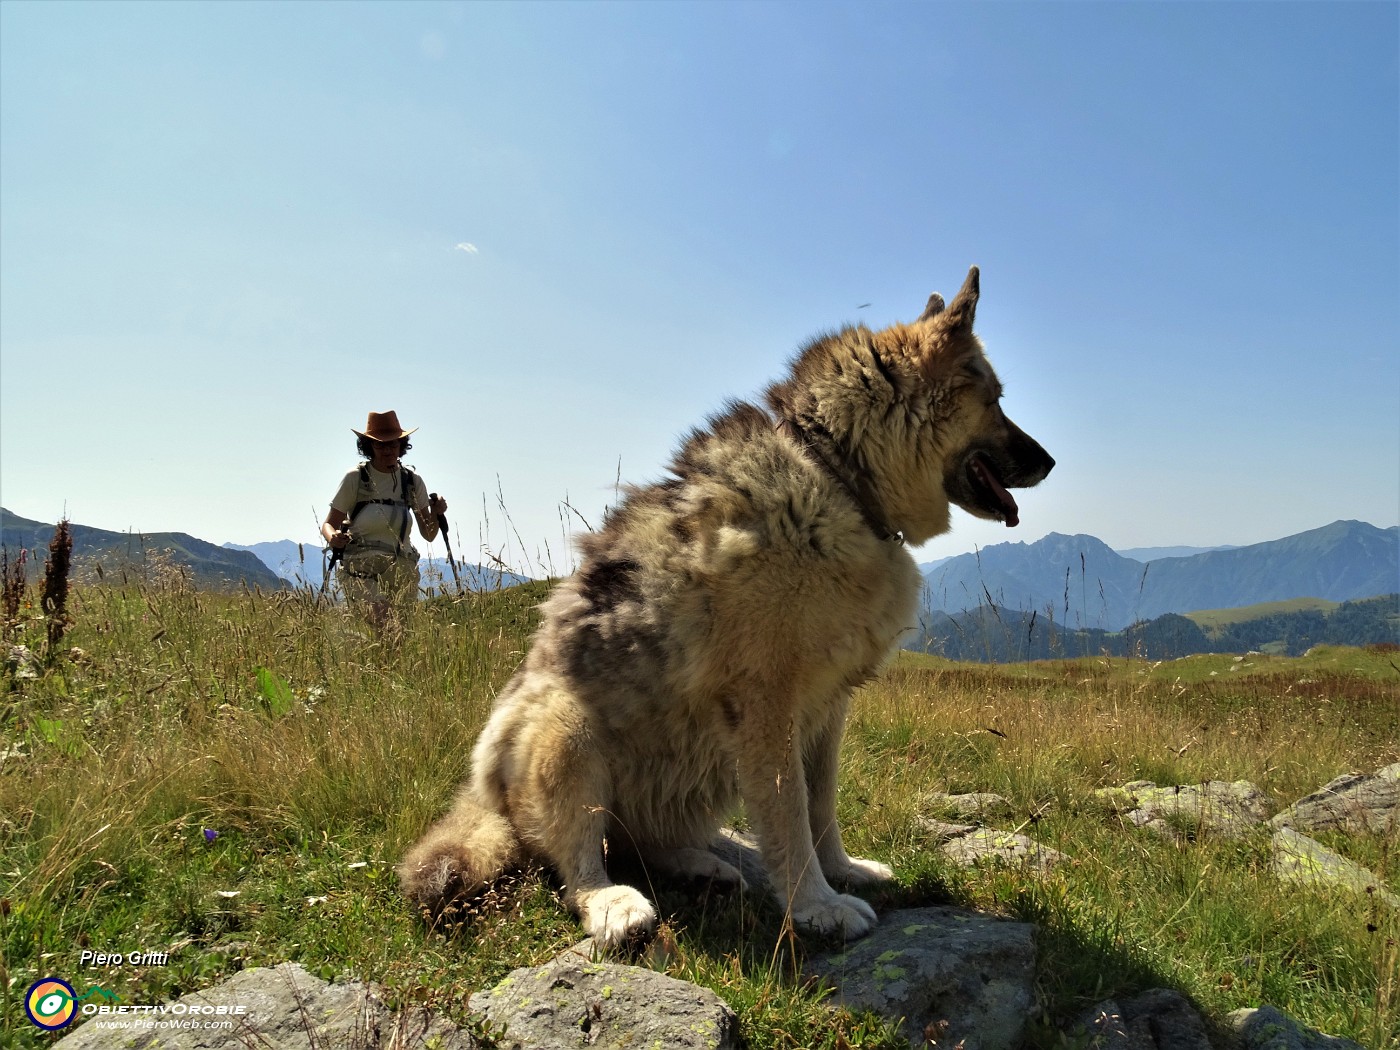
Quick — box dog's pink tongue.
[974,456,1020,527]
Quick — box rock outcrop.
[806,906,1037,1050]
[1228,1004,1367,1050]
[466,944,739,1049]
[1073,987,1214,1050]
[1270,826,1399,907]
[1097,779,1274,840]
[1270,763,1399,836]
[917,817,1070,872]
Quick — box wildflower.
[42,520,73,650]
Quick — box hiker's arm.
[322,508,350,549]
[414,496,445,542]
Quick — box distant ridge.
[1,508,284,591]
[1116,543,1239,562]
[908,593,1397,662]
[922,520,1399,630]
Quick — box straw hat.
[352,410,417,441]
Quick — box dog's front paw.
[578,885,658,949]
[791,892,877,940]
[829,856,895,887]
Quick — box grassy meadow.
[2,568,1397,1048]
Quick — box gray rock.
[921,791,1013,820]
[1071,988,1212,1050]
[915,817,978,843]
[916,813,1068,871]
[936,827,1069,872]
[1070,998,1133,1049]
[1270,827,1399,907]
[467,946,739,1049]
[806,906,1036,1050]
[1270,764,1399,835]
[6,643,40,680]
[1110,780,1273,840]
[55,962,479,1049]
[1228,1004,1366,1049]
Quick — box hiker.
[322,410,447,627]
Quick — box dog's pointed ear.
[939,266,979,331]
[918,292,946,321]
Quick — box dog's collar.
[774,417,904,544]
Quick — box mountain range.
[0,508,284,591]
[222,539,529,592]
[4,509,1394,622]
[921,520,1398,630]
[0,510,528,594]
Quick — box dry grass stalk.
[2,545,26,636]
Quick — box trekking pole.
[430,493,463,593]
[320,531,348,598]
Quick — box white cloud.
[454,242,479,254]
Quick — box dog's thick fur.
[400,268,1054,947]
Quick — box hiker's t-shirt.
[331,465,430,560]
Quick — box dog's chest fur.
[530,401,921,734]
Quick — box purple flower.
[203,829,218,843]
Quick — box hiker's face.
[371,440,402,470]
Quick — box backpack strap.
[346,464,419,557]
[397,467,419,550]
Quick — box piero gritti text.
[80,950,171,967]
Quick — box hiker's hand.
[329,529,351,550]
[428,494,448,517]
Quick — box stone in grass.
[915,815,1068,872]
[1270,763,1399,836]
[916,817,978,843]
[1108,780,1273,840]
[806,906,1035,1050]
[1228,1004,1366,1050]
[55,962,480,1050]
[937,827,1069,873]
[921,791,1013,821]
[5,643,40,680]
[467,946,739,1050]
[1070,988,1212,1049]
[1270,827,1398,908]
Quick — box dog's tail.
[397,786,522,915]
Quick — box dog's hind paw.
[792,892,877,940]
[829,856,895,887]
[578,885,658,949]
[646,847,749,890]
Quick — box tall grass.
[2,568,1396,1048]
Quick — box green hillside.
[911,593,1398,661]
[1185,597,1340,630]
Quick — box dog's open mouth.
[968,453,1020,527]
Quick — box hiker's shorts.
[340,551,420,609]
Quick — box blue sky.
[2,0,1396,576]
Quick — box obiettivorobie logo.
[23,975,247,1033]
[24,979,122,1031]
[24,977,79,1031]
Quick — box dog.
[399,267,1054,947]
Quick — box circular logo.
[25,977,77,1031]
